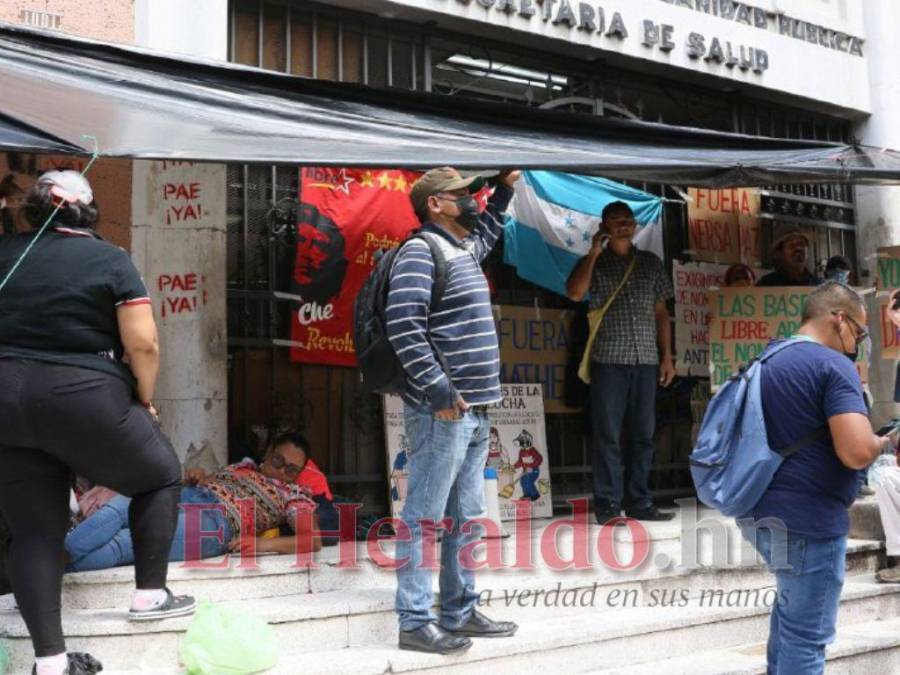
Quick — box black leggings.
[0,358,182,657]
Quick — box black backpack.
[353,232,449,395]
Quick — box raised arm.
[468,171,519,262]
[565,231,605,301]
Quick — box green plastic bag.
[180,602,279,674]
[0,641,9,675]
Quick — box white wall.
[132,1,230,466]
[135,0,228,60]
[854,0,900,424]
[360,0,869,114]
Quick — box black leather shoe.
[445,610,518,638]
[399,622,472,654]
[595,505,622,525]
[625,505,675,521]
[32,652,103,675]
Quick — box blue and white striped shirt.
[385,186,513,411]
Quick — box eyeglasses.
[268,451,304,480]
[433,191,469,202]
[833,311,869,346]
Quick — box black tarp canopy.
[0,111,85,154]
[2,21,900,187]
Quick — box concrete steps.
[0,510,895,674]
[592,616,900,675]
[263,577,900,675]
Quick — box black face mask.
[453,196,480,231]
[836,324,859,364]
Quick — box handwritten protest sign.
[674,261,728,377]
[876,246,900,359]
[688,188,761,267]
[709,287,869,390]
[673,262,770,377]
[492,305,577,414]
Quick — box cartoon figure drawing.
[512,429,544,501]
[390,434,410,503]
[486,427,510,471]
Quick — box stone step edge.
[587,615,900,674]
[1,574,896,641]
[262,593,900,675]
[53,510,849,586]
[52,536,885,587]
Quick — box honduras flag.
[504,171,664,298]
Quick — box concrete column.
[131,1,230,465]
[855,0,900,424]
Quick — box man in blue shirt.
[741,281,893,674]
[386,167,520,655]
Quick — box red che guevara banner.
[289,167,422,366]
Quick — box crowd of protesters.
[2,167,900,675]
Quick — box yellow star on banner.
[393,175,408,192]
[360,170,375,188]
[378,172,392,189]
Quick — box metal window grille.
[226,0,859,514]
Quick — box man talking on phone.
[740,281,894,674]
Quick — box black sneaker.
[595,505,622,525]
[128,588,196,622]
[625,505,675,521]
[32,652,103,675]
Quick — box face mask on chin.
[452,195,480,231]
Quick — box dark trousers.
[313,495,340,546]
[0,359,182,657]
[589,363,658,511]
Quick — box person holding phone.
[739,281,893,673]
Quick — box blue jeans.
[589,363,658,510]
[520,469,540,499]
[741,525,846,675]
[395,403,490,631]
[66,487,232,571]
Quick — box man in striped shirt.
[387,167,520,655]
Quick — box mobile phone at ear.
[875,419,900,437]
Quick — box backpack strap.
[411,232,450,312]
[757,338,812,364]
[731,338,816,382]
[777,427,827,459]
[760,339,828,457]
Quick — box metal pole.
[257,0,263,68]
[423,35,432,92]
[285,5,292,74]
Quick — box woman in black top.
[0,171,194,675]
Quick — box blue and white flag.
[503,171,664,298]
